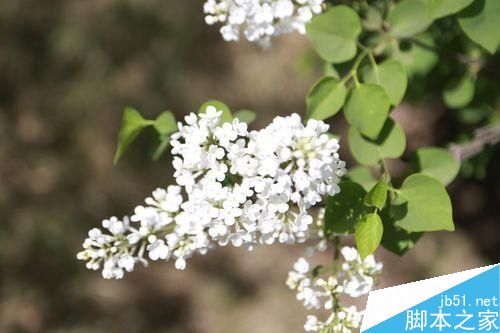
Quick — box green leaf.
[153,111,177,136]
[306,77,347,120]
[388,0,433,38]
[114,107,151,164]
[323,63,340,79]
[149,111,178,161]
[456,104,493,125]
[459,0,500,54]
[394,174,454,232]
[364,176,388,210]
[234,110,256,124]
[306,6,362,63]
[356,213,384,259]
[443,75,475,109]
[324,181,371,235]
[152,135,172,161]
[363,6,383,31]
[199,100,233,123]
[427,0,474,19]
[344,83,391,139]
[348,167,377,191]
[392,35,438,77]
[380,208,422,255]
[348,118,406,166]
[362,59,408,106]
[411,147,460,186]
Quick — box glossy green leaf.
[356,213,384,259]
[363,59,408,106]
[388,0,433,37]
[199,100,233,123]
[394,174,454,232]
[306,6,362,63]
[459,0,500,54]
[427,0,474,19]
[443,75,475,109]
[348,118,406,166]
[344,83,391,139]
[364,176,388,210]
[325,181,371,235]
[411,147,460,186]
[114,107,151,164]
[348,167,377,191]
[306,76,347,120]
[234,110,256,124]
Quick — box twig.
[449,124,500,161]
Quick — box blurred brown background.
[0,1,499,332]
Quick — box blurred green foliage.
[0,0,499,332]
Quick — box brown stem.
[449,124,500,161]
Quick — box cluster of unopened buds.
[203,0,325,46]
[287,247,383,332]
[78,106,346,279]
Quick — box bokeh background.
[1,1,499,332]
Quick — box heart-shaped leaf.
[306,76,347,120]
[394,174,454,232]
[427,0,474,19]
[363,59,408,106]
[348,118,406,166]
[410,148,460,186]
[306,6,362,63]
[344,83,391,139]
[459,0,500,54]
[388,0,433,37]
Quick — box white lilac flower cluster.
[287,247,383,333]
[203,0,325,46]
[77,106,346,279]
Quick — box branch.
[449,124,500,162]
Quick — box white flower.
[79,107,346,280]
[199,105,222,120]
[304,315,319,332]
[118,254,135,272]
[147,238,170,261]
[294,257,310,274]
[273,0,295,18]
[102,259,124,279]
[341,246,359,262]
[343,272,374,298]
[203,0,326,46]
[287,248,382,332]
[175,258,187,270]
[102,216,128,234]
[297,284,322,309]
